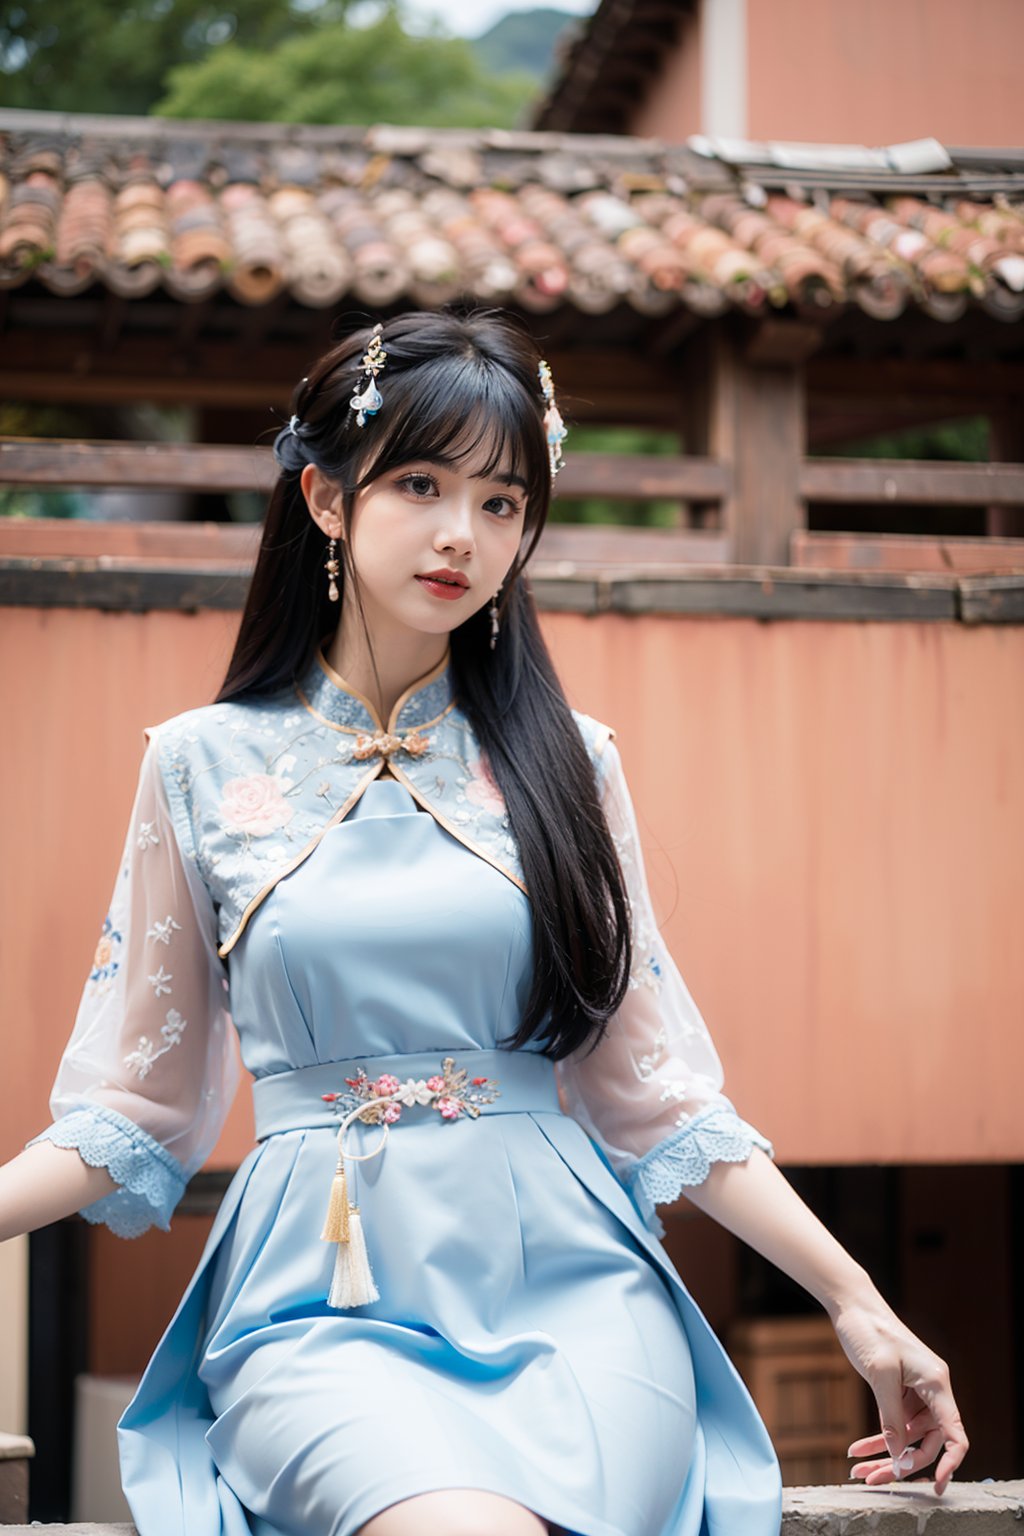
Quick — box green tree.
[0,0,343,115]
[154,5,535,127]
[0,0,536,126]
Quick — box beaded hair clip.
[349,323,388,428]
[538,359,567,479]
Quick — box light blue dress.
[29,651,782,1536]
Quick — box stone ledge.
[782,1481,1024,1533]
[3,1486,1024,1535]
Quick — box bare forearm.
[0,1142,118,1242]
[683,1147,884,1319]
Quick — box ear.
[300,464,344,541]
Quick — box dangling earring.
[489,585,501,650]
[325,536,340,603]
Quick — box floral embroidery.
[634,954,663,993]
[123,1008,188,1079]
[136,821,160,851]
[321,1057,500,1126]
[219,774,294,837]
[89,913,123,994]
[156,653,612,953]
[146,915,182,946]
[659,1083,692,1109]
[148,964,173,997]
[636,1022,667,1079]
[463,755,505,817]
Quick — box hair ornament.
[272,410,312,473]
[349,322,388,428]
[537,359,567,478]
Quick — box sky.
[404,0,597,39]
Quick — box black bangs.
[339,349,550,530]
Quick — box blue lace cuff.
[26,1104,187,1238]
[624,1101,774,1233]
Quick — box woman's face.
[318,435,528,645]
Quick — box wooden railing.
[2,437,1024,576]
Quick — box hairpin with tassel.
[537,359,567,479]
[349,322,388,428]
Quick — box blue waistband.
[252,1048,562,1140]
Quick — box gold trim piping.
[386,648,452,733]
[386,760,529,897]
[314,650,385,730]
[296,684,456,739]
[310,645,452,736]
[217,763,385,957]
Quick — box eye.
[483,495,522,520]
[397,472,438,498]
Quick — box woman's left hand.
[832,1295,969,1494]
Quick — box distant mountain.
[470,7,581,83]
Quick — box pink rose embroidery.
[464,755,505,817]
[220,774,293,837]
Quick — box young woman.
[3,309,966,1536]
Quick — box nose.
[433,493,476,558]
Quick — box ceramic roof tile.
[1,111,1022,324]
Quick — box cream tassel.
[321,1108,389,1309]
[327,1205,378,1308]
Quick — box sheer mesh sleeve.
[25,729,239,1237]
[556,739,773,1235]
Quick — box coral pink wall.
[746,0,1024,146]
[4,603,1022,1171]
[631,0,1023,148]
[631,9,702,141]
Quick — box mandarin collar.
[295,646,456,736]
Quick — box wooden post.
[987,404,1024,537]
[689,323,807,566]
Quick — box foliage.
[0,0,538,127]
[0,0,337,116]
[154,5,536,126]
[816,417,989,462]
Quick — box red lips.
[418,567,469,587]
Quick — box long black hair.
[217,307,632,1059]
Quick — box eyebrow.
[415,454,527,493]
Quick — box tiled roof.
[1,108,1023,324]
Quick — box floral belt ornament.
[319,1057,500,1309]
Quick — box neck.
[323,605,449,727]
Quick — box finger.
[855,1458,899,1488]
[869,1359,909,1462]
[848,1433,887,1458]
[849,1399,937,1461]
[849,1456,893,1485]
[933,1421,970,1495]
[915,1375,969,1493]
